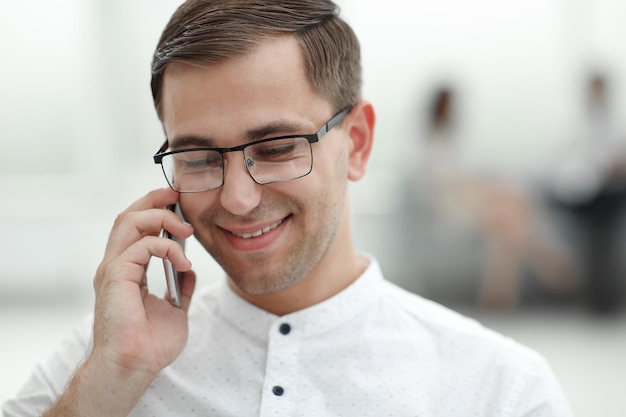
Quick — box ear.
[345,100,375,181]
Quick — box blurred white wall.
[1,0,626,301]
[0,0,215,303]
[346,0,626,178]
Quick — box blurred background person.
[550,71,626,313]
[411,84,579,310]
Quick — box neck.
[229,242,368,316]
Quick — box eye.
[249,138,307,162]
[175,151,221,172]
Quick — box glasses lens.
[244,137,313,184]
[161,150,223,192]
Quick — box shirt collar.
[214,254,383,339]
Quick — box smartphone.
[160,203,185,307]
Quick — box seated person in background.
[415,85,579,309]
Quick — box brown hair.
[151,0,361,119]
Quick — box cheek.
[308,146,349,215]
[179,193,215,224]
[314,137,349,180]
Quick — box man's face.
[160,36,354,296]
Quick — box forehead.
[160,36,332,143]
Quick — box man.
[4,1,572,416]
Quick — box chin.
[229,272,299,296]
[224,251,313,296]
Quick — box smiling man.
[160,36,369,314]
[4,1,572,416]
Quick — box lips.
[229,218,285,239]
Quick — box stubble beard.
[195,191,345,296]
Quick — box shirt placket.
[259,319,300,417]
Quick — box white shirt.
[4,257,572,417]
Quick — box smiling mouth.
[230,218,285,239]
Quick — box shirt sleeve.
[504,354,574,417]
[2,316,92,417]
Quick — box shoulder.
[376,280,544,364]
[373,282,572,414]
[3,315,93,416]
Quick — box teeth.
[233,219,284,239]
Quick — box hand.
[44,188,197,417]
[92,187,196,376]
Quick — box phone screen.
[161,203,185,307]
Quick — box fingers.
[105,210,193,263]
[95,235,192,292]
[104,188,193,263]
[122,187,180,216]
[95,188,194,292]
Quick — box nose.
[219,153,262,216]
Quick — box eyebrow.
[169,119,312,149]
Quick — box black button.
[272,385,285,396]
[279,323,291,335]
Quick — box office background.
[2,1,626,415]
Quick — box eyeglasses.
[153,107,351,193]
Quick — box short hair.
[151,0,362,119]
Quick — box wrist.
[44,352,157,417]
